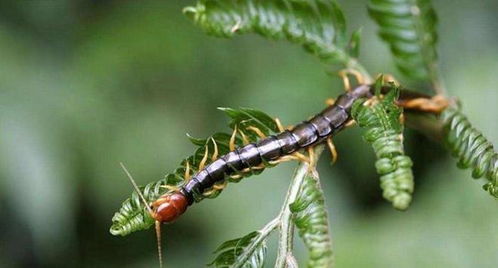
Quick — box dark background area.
[0,0,497,267]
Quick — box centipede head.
[120,163,188,268]
[151,192,189,223]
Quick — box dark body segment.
[321,105,349,129]
[256,136,282,161]
[238,143,263,167]
[180,85,372,205]
[335,92,357,111]
[276,130,300,154]
[222,151,245,173]
[309,114,333,137]
[291,122,319,147]
[205,159,227,183]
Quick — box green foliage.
[209,231,268,268]
[184,0,361,68]
[442,108,498,197]
[351,84,415,210]
[110,107,279,236]
[290,172,334,267]
[368,0,439,83]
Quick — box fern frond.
[209,231,268,268]
[110,107,279,236]
[442,108,498,197]
[351,85,415,210]
[368,0,440,84]
[184,0,360,67]
[289,172,334,267]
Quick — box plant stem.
[233,217,280,267]
[275,145,325,268]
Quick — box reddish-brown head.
[152,192,188,223]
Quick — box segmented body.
[180,85,372,205]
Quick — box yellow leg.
[399,113,405,125]
[198,145,209,171]
[275,118,285,132]
[398,95,449,113]
[238,129,250,145]
[344,119,356,128]
[229,126,238,151]
[250,163,266,170]
[293,152,311,164]
[230,174,243,180]
[326,137,338,164]
[325,98,335,106]
[231,19,242,33]
[203,180,228,196]
[383,73,399,86]
[184,160,191,181]
[307,147,316,170]
[160,185,180,191]
[338,70,352,92]
[246,126,267,139]
[210,137,219,161]
[339,69,366,92]
[269,155,299,165]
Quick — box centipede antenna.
[119,162,154,216]
[155,220,164,268]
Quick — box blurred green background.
[0,0,497,267]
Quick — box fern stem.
[232,217,279,267]
[275,145,325,268]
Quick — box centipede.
[111,77,449,267]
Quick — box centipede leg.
[231,19,242,33]
[269,153,310,166]
[399,113,405,125]
[238,129,250,145]
[398,95,450,113]
[326,137,338,164]
[230,174,243,180]
[307,147,316,170]
[161,185,180,191]
[275,117,293,132]
[229,126,238,151]
[338,70,352,92]
[184,160,191,182]
[203,180,228,197]
[210,137,219,161]
[344,119,356,128]
[339,69,366,92]
[275,118,287,132]
[247,126,267,139]
[198,145,209,171]
[383,73,399,86]
[325,98,335,106]
[293,152,311,164]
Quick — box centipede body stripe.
[180,85,372,206]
